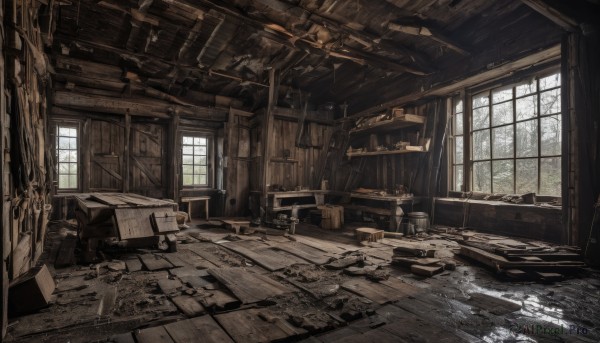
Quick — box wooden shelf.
[349,114,425,135]
[346,147,426,157]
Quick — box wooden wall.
[1,0,53,337]
[250,107,334,194]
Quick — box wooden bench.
[181,196,210,221]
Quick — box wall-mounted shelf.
[349,114,425,136]
[347,147,426,157]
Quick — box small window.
[182,135,208,186]
[56,125,79,189]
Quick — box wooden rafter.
[520,0,579,32]
[387,22,469,56]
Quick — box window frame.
[180,131,214,189]
[449,68,562,197]
[54,121,81,192]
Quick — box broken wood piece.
[163,315,234,343]
[410,264,443,277]
[135,325,175,343]
[214,308,307,342]
[355,228,384,242]
[138,254,175,271]
[208,268,294,304]
[125,258,143,272]
[196,289,240,310]
[171,295,205,317]
[535,272,564,282]
[325,255,364,270]
[157,278,184,295]
[392,257,441,267]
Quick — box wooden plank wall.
[224,113,251,216]
[250,110,333,193]
[1,0,53,337]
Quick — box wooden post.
[169,113,180,203]
[261,69,279,203]
[82,118,91,192]
[224,108,236,216]
[0,6,8,337]
[123,111,131,193]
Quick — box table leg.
[187,202,192,223]
[205,199,209,220]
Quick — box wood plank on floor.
[139,254,175,271]
[466,292,522,315]
[135,325,175,343]
[171,295,205,317]
[164,315,234,343]
[214,308,307,342]
[208,268,294,304]
[341,278,402,305]
[219,240,305,271]
[272,242,333,265]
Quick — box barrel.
[407,212,429,232]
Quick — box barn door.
[90,120,124,191]
[129,122,166,199]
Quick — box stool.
[181,196,210,222]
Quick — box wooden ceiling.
[50,0,565,116]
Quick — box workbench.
[344,193,419,231]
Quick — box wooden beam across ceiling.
[387,22,469,56]
[520,0,579,32]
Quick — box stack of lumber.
[390,241,456,277]
[448,231,585,280]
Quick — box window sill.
[435,197,561,211]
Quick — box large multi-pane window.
[56,125,79,189]
[182,136,209,186]
[452,71,562,196]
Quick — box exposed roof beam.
[520,0,579,32]
[192,0,430,75]
[387,22,469,56]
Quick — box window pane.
[540,89,561,115]
[182,136,193,144]
[516,95,538,120]
[58,137,69,149]
[455,136,463,163]
[473,130,490,160]
[69,151,78,163]
[455,100,463,114]
[516,120,538,158]
[58,150,69,162]
[69,175,77,188]
[454,165,463,191]
[199,175,207,185]
[58,127,70,136]
[182,146,193,155]
[59,163,69,174]
[182,165,193,174]
[516,159,538,194]
[472,93,489,108]
[473,161,491,193]
[540,157,561,195]
[492,102,513,126]
[541,115,561,156]
[69,163,78,174]
[492,126,514,159]
[472,107,489,130]
[59,175,68,188]
[492,87,512,103]
[68,137,77,149]
[183,175,193,185]
[539,73,561,90]
[195,146,207,156]
[195,166,207,175]
[193,175,201,185]
[454,112,463,135]
[198,138,207,146]
[516,80,537,97]
[194,137,202,145]
[182,155,193,164]
[492,160,514,194]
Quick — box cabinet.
[346,114,428,157]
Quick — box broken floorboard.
[341,277,422,305]
[214,308,307,342]
[163,315,234,343]
[208,267,295,304]
[219,240,307,271]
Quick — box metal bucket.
[408,212,429,233]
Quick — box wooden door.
[90,120,124,191]
[129,122,166,199]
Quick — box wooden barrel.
[407,212,429,232]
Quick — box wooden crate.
[9,264,55,313]
[318,205,344,229]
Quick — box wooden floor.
[4,220,600,343]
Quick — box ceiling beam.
[387,22,470,56]
[520,0,579,32]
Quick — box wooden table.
[344,193,419,231]
[181,196,210,221]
